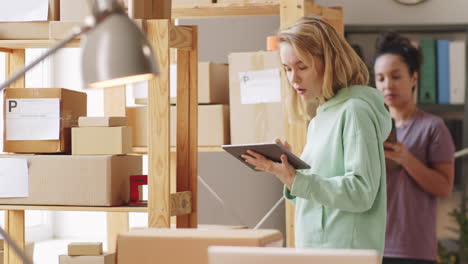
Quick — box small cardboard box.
[78,117,128,127]
[191,62,229,104]
[117,229,282,264]
[228,51,288,144]
[170,105,230,146]
[72,127,132,155]
[68,242,103,256]
[127,105,230,147]
[133,62,229,104]
[126,107,147,147]
[59,253,115,264]
[3,88,87,153]
[0,155,142,206]
[0,22,49,39]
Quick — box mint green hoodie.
[285,85,391,255]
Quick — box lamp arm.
[455,148,468,159]
[0,225,33,264]
[0,22,94,92]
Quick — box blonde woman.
[242,17,391,254]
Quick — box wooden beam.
[187,25,198,228]
[0,205,148,212]
[170,191,192,216]
[172,2,279,18]
[5,50,25,88]
[0,48,12,53]
[5,210,25,264]
[169,25,193,50]
[0,40,80,49]
[175,25,198,228]
[153,0,172,19]
[128,0,171,19]
[147,20,171,228]
[107,212,129,252]
[104,86,127,116]
[49,0,60,21]
[176,48,191,227]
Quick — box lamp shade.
[81,13,158,88]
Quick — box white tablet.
[221,143,311,171]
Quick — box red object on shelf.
[130,175,148,205]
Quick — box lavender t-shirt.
[384,110,455,261]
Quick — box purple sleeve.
[428,118,455,163]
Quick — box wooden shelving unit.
[0,16,199,264]
[0,1,344,263]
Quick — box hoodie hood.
[318,85,392,142]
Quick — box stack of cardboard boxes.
[59,242,115,264]
[0,88,142,206]
[72,117,132,155]
[128,62,230,148]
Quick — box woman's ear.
[411,71,419,88]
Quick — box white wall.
[179,16,280,63]
[317,0,468,25]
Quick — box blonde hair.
[278,16,369,121]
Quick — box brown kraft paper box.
[0,155,142,206]
[3,88,87,153]
[228,51,288,144]
[117,228,283,264]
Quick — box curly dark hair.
[372,31,423,75]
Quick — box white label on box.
[6,98,60,140]
[0,0,49,22]
[238,69,282,104]
[0,159,29,198]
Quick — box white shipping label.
[6,98,60,141]
[0,159,29,198]
[239,69,282,104]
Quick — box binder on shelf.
[449,40,466,104]
[419,38,437,104]
[437,40,450,104]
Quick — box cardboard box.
[3,88,87,153]
[59,253,115,264]
[68,242,103,256]
[60,0,128,21]
[192,62,229,104]
[117,229,282,264]
[133,62,229,104]
[126,107,147,147]
[0,22,49,40]
[228,51,287,144]
[72,127,132,155]
[127,105,230,147]
[0,155,141,206]
[78,117,128,127]
[171,105,229,146]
